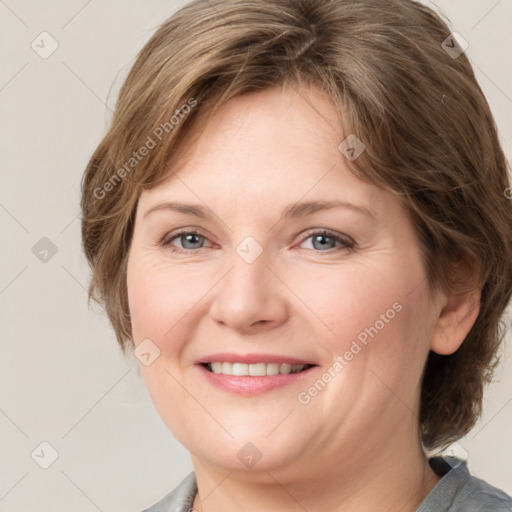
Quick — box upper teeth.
[208,362,307,376]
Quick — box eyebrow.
[143,200,376,221]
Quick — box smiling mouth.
[202,362,314,376]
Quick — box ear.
[430,288,481,355]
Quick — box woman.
[80,0,512,510]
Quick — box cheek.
[284,261,406,350]
[294,275,430,437]
[291,257,431,388]
[126,256,202,439]
[127,256,206,343]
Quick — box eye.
[298,229,355,253]
[160,230,211,253]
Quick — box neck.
[190,435,441,512]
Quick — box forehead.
[137,85,396,218]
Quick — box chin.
[183,424,313,475]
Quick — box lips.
[195,353,317,393]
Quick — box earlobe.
[430,289,481,355]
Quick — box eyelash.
[159,229,355,255]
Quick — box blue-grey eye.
[301,230,354,252]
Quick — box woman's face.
[127,85,442,477]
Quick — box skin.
[126,84,480,512]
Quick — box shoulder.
[141,472,197,512]
[418,457,512,512]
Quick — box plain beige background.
[1,1,511,510]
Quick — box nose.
[208,244,289,335]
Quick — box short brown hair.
[80,0,512,450]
